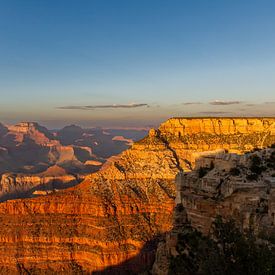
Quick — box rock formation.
[0,122,147,200]
[7,122,58,146]
[0,122,77,174]
[0,165,79,201]
[157,117,275,170]
[0,117,274,273]
[152,147,275,274]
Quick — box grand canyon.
[0,117,274,274]
[2,2,275,274]
[0,122,146,201]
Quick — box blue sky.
[0,0,275,128]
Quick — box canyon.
[0,117,274,274]
[0,122,147,201]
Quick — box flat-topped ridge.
[159,117,275,136]
[133,117,275,171]
[170,116,275,119]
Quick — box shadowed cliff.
[153,146,275,274]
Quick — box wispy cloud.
[198,111,233,115]
[57,103,150,110]
[264,101,275,104]
[245,104,257,107]
[182,102,202,105]
[209,100,242,105]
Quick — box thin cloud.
[245,104,257,107]
[209,100,242,105]
[264,101,275,104]
[198,111,233,115]
[57,103,150,110]
[182,102,202,105]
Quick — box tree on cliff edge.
[169,217,275,275]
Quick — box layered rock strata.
[153,147,275,274]
[0,165,79,201]
[0,118,274,273]
[155,117,275,170]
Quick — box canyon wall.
[0,169,79,201]
[156,117,275,170]
[0,118,274,273]
[152,147,275,274]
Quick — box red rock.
[0,117,274,273]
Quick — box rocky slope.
[0,118,274,273]
[152,147,275,274]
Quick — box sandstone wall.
[0,172,78,201]
[0,117,274,273]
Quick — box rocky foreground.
[0,118,274,274]
[153,147,275,274]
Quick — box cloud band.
[57,103,149,110]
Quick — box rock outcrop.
[156,117,275,170]
[152,147,275,274]
[7,122,58,146]
[0,165,79,201]
[0,118,274,273]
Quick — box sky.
[0,0,275,128]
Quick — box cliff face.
[7,122,58,146]
[0,166,79,201]
[0,127,178,274]
[152,147,275,274]
[156,117,275,170]
[0,118,274,274]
